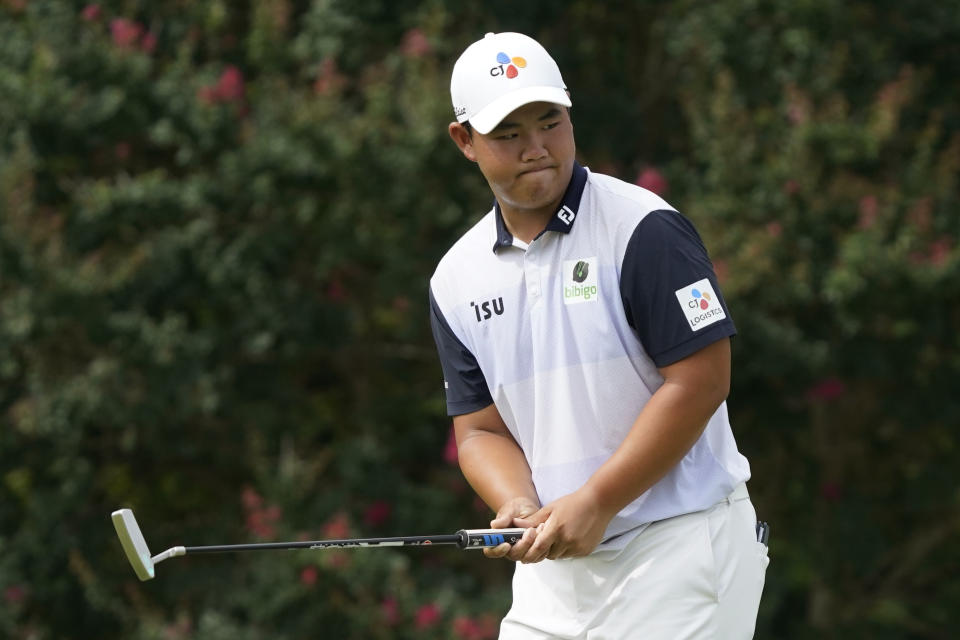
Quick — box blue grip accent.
[482,533,504,546]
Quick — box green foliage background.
[1,1,958,638]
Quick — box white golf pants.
[499,483,768,639]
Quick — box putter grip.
[458,528,526,549]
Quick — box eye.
[495,133,518,140]
[543,121,560,130]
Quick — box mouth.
[518,165,556,177]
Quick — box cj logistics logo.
[490,52,527,78]
[690,287,712,310]
[675,278,726,331]
[563,257,598,305]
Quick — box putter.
[112,508,526,581]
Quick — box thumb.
[513,506,550,529]
[490,511,514,528]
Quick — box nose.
[520,131,548,162]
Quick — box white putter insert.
[111,508,184,581]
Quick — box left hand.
[513,486,614,562]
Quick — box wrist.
[580,479,622,522]
[495,495,540,518]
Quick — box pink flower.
[393,296,410,313]
[453,614,497,640]
[364,501,392,527]
[199,66,246,104]
[197,86,218,104]
[242,487,281,539]
[635,166,668,196]
[326,274,346,301]
[323,512,351,539]
[454,616,482,639]
[783,179,799,195]
[927,237,953,267]
[141,32,157,54]
[300,565,318,586]
[787,103,807,125]
[381,597,400,625]
[476,615,498,638]
[820,482,842,502]
[324,551,351,569]
[245,506,280,539]
[401,28,432,57]
[4,585,26,605]
[785,85,810,125]
[81,4,101,21]
[444,426,459,465]
[242,485,263,510]
[907,197,932,232]
[858,195,878,229]
[766,222,782,237]
[111,18,143,49]
[415,603,441,629]
[216,66,245,101]
[712,259,728,284]
[163,616,193,639]
[806,378,846,402]
[314,57,345,95]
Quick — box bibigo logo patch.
[675,278,726,331]
[562,257,598,305]
[490,52,527,79]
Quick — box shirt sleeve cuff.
[447,395,494,417]
[650,322,737,368]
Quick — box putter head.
[111,508,155,581]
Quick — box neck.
[497,201,558,244]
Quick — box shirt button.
[526,266,540,297]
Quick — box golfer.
[429,32,768,639]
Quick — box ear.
[448,122,477,162]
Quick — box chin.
[509,193,561,212]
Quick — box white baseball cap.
[450,32,571,135]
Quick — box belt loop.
[726,482,749,505]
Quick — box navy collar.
[492,163,588,253]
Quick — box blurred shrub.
[1,1,958,638]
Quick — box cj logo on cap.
[490,52,527,79]
[675,278,726,331]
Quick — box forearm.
[458,430,539,513]
[585,359,729,518]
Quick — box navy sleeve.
[429,287,494,416]
[620,209,736,367]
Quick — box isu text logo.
[471,297,504,323]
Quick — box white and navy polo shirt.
[429,164,750,548]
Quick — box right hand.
[484,496,541,561]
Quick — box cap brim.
[469,86,572,135]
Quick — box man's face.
[452,102,576,216]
